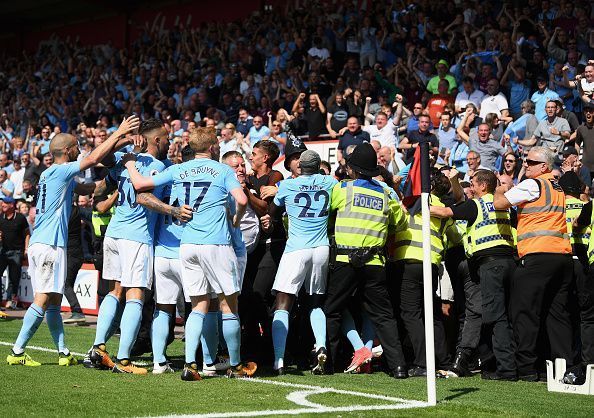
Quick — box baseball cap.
[1,196,15,203]
[435,59,449,69]
[562,145,578,156]
[536,74,547,82]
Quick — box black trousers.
[388,261,449,369]
[510,253,573,376]
[239,241,285,363]
[458,259,482,354]
[445,246,468,348]
[476,256,516,375]
[63,254,83,313]
[325,262,405,373]
[0,250,23,298]
[579,263,594,365]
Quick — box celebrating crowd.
[1,0,594,384]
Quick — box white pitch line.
[0,340,429,417]
[0,341,86,357]
[153,403,428,418]
[152,375,428,417]
[243,377,423,405]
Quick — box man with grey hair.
[265,150,338,375]
[494,145,573,381]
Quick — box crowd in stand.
[1,0,594,381]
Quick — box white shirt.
[240,194,260,254]
[9,167,25,198]
[504,179,540,205]
[363,123,397,148]
[307,47,330,60]
[479,93,509,119]
[581,78,594,98]
[455,89,485,110]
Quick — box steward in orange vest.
[493,146,573,381]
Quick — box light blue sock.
[200,311,219,365]
[46,305,68,354]
[94,294,120,346]
[222,313,241,367]
[151,310,172,365]
[272,310,289,368]
[341,309,364,351]
[217,311,227,351]
[13,303,45,354]
[116,299,143,360]
[361,312,375,351]
[309,308,327,350]
[106,300,125,341]
[185,311,205,364]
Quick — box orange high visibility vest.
[516,172,571,258]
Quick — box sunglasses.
[505,159,516,163]
[525,159,545,166]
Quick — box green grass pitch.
[1,317,594,417]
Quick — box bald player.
[6,116,140,367]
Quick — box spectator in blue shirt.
[531,75,561,120]
[0,170,15,199]
[246,116,270,146]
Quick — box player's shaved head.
[50,133,76,158]
[222,151,243,163]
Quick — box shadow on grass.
[442,387,479,401]
[0,317,18,322]
[257,367,309,378]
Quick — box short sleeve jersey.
[228,195,247,257]
[105,152,166,245]
[29,161,81,247]
[273,173,338,252]
[152,158,241,246]
[154,181,184,259]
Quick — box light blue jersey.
[105,152,165,245]
[152,158,242,245]
[154,181,184,259]
[29,161,81,247]
[228,195,247,257]
[273,174,338,252]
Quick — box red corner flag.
[402,146,423,216]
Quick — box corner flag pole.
[419,141,437,406]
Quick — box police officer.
[432,170,517,380]
[566,176,594,385]
[560,171,589,265]
[390,170,452,376]
[323,142,408,378]
[494,146,573,381]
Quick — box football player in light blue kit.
[124,127,256,381]
[151,145,195,375]
[268,150,338,375]
[90,119,191,374]
[6,116,140,367]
